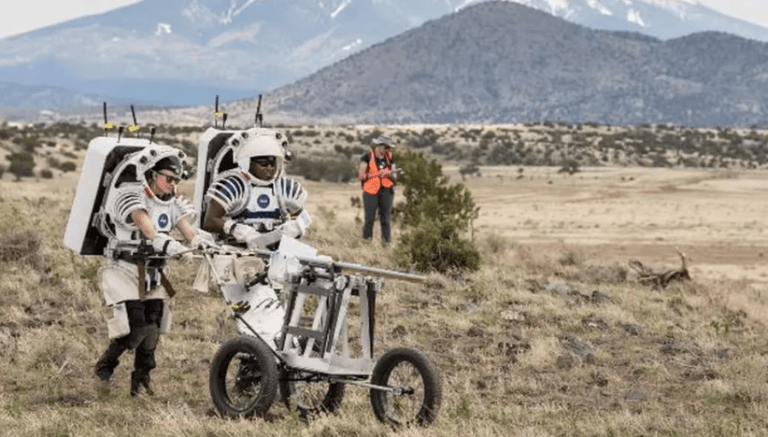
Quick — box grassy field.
[2,136,768,436]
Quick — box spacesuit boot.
[95,338,129,382]
[130,369,154,397]
[130,348,156,397]
[94,338,129,397]
[130,325,158,397]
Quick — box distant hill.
[1,0,767,110]
[0,82,166,120]
[263,2,768,127]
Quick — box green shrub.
[408,129,439,149]
[286,156,356,182]
[395,218,480,273]
[394,150,480,273]
[13,135,39,153]
[7,152,35,178]
[39,168,53,179]
[334,144,365,158]
[60,161,77,172]
[459,163,481,178]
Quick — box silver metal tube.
[332,261,425,282]
[340,379,408,395]
[200,246,426,282]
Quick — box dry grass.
[2,161,768,436]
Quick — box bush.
[459,163,481,179]
[408,129,439,149]
[394,150,480,274]
[334,144,365,159]
[395,218,480,273]
[558,159,580,175]
[60,161,77,172]
[286,156,356,183]
[39,168,53,179]
[7,152,35,178]
[14,135,39,153]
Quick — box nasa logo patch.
[257,194,270,208]
[157,213,169,229]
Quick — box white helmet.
[114,144,186,188]
[233,128,287,186]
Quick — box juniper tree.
[393,149,480,273]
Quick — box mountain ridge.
[258,2,768,127]
[1,0,767,110]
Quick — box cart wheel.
[369,348,442,427]
[280,370,345,419]
[209,335,278,417]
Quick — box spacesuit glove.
[153,234,193,263]
[178,250,195,264]
[190,230,216,250]
[278,220,303,239]
[246,229,282,250]
[230,223,258,243]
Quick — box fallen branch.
[628,249,690,289]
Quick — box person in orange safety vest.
[358,135,398,246]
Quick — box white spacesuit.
[201,128,311,346]
[102,181,196,306]
[91,144,199,396]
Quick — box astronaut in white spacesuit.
[95,146,200,396]
[202,128,311,347]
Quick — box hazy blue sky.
[0,0,765,40]
[0,0,143,39]
[697,0,768,28]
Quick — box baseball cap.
[372,135,394,148]
[153,157,182,177]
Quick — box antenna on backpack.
[214,95,225,128]
[103,102,114,137]
[149,126,156,143]
[222,113,228,130]
[128,104,140,138]
[117,125,124,142]
[255,94,263,127]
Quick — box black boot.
[131,333,158,397]
[127,300,162,397]
[95,339,128,382]
[130,369,154,397]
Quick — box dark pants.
[362,188,393,245]
[95,299,163,382]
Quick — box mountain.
[261,1,768,127]
[504,0,768,43]
[0,82,167,120]
[0,0,466,106]
[0,0,767,111]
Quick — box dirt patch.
[300,166,768,283]
[455,166,768,283]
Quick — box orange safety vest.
[362,151,394,195]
